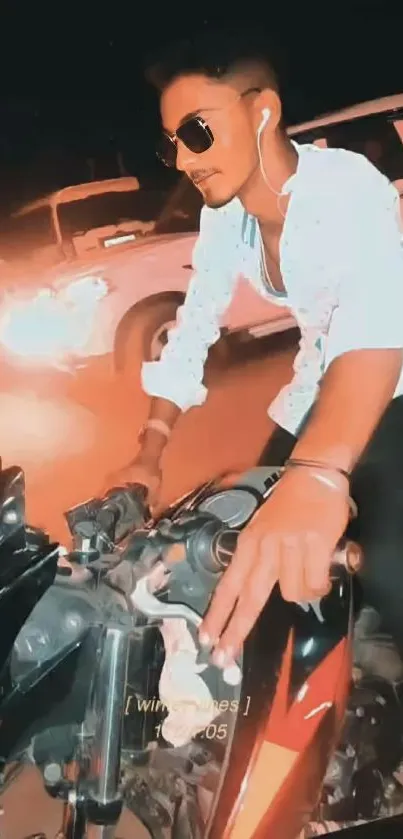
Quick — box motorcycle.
[0,458,403,838]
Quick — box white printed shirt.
[142,141,403,436]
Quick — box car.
[0,93,402,387]
[0,168,295,388]
[0,176,165,267]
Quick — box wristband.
[138,419,171,444]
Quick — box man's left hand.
[199,467,350,668]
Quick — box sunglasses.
[157,87,261,168]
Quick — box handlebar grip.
[210,527,239,571]
[207,527,361,579]
[124,482,149,502]
[65,483,152,561]
[98,483,151,543]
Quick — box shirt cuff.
[141,360,208,412]
[268,383,319,436]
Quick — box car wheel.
[115,298,181,377]
[115,296,231,386]
[148,317,177,361]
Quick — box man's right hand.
[102,400,179,508]
[102,455,162,508]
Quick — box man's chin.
[202,188,235,210]
[193,174,236,209]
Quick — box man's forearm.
[292,349,403,472]
[139,397,181,464]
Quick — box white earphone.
[259,107,271,130]
[256,105,286,216]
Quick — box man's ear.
[253,88,282,132]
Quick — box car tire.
[114,296,230,385]
[115,297,181,378]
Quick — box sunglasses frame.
[157,86,262,168]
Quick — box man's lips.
[192,172,217,186]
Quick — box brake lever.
[130,565,242,686]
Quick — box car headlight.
[56,275,109,306]
[0,275,109,363]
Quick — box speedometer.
[198,488,259,527]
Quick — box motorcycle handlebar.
[198,523,361,578]
[97,483,149,536]
[64,482,151,563]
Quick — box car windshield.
[57,189,169,238]
[0,205,57,261]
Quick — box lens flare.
[0,276,108,363]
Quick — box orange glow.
[0,334,294,546]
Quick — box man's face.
[160,74,260,208]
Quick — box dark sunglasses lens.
[157,119,213,167]
[177,119,213,154]
[157,135,177,168]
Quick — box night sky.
[0,0,402,214]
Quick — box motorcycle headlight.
[0,275,109,363]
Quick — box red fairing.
[220,628,353,839]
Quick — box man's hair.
[145,26,282,96]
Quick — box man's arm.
[138,205,237,466]
[198,159,403,656]
[137,398,181,465]
[292,159,403,474]
[292,347,403,473]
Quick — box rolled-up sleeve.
[326,160,403,368]
[141,205,237,411]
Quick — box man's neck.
[239,134,298,229]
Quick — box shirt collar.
[281,139,321,195]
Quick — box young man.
[114,28,403,670]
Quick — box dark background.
[0,0,402,213]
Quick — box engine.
[308,606,403,831]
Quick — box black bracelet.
[284,458,351,481]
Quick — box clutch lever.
[130,563,242,687]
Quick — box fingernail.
[199,632,211,647]
[213,647,234,668]
[223,663,242,686]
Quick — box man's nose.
[175,139,196,173]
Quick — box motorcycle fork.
[60,625,130,839]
